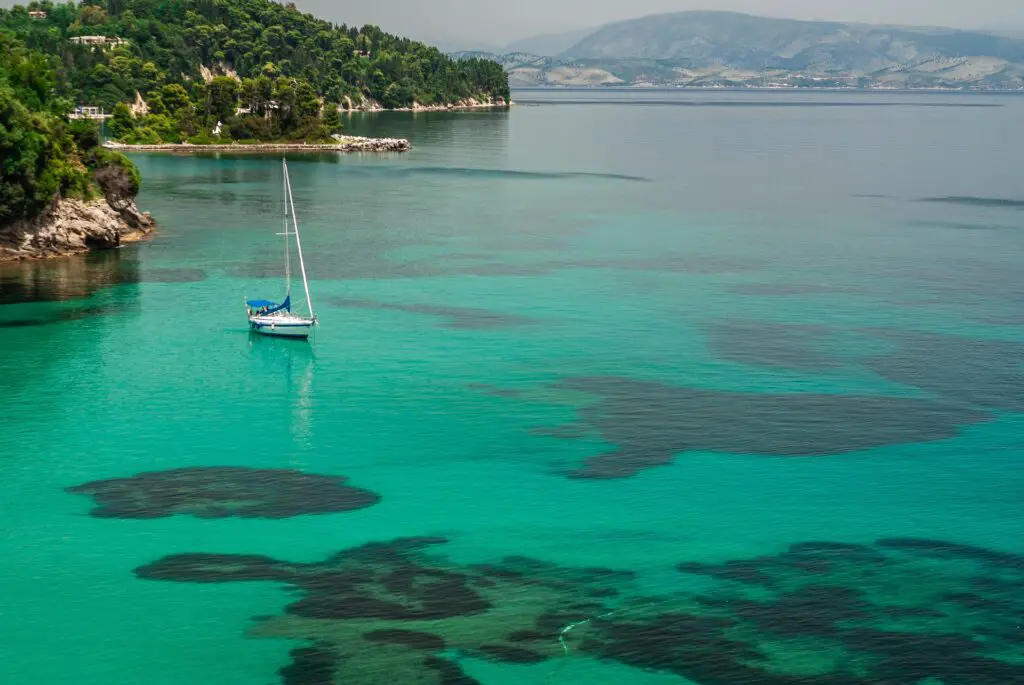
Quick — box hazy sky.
[292,1,1024,47]
[1,1,1020,46]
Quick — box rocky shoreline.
[0,198,155,262]
[103,136,411,153]
[341,96,512,112]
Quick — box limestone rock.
[341,96,509,112]
[0,198,155,262]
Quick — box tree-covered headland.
[0,31,139,227]
[0,0,511,145]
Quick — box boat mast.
[283,161,314,319]
[282,159,291,300]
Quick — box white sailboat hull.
[248,314,315,338]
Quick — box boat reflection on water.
[247,332,316,456]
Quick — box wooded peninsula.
[2,0,509,145]
[0,0,510,257]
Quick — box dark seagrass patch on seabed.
[364,629,446,651]
[329,164,650,183]
[524,377,990,478]
[0,303,127,329]
[238,250,761,282]
[728,282,867,296]
[971,312,1024,326]
[138,267,208,283]
[864,329,1024,411]
[134,537,634,685]
[919,196,1024,209]
[699,322,1024,407]
[567,254,763,275]
[466,383,524,399]
[905,258,1024,302]
[327,298,537,330]
[131,533,1024,684]
[906,219,1023,233]
[280,645,339,685]
[439,254,762,278]
[628,537,1024,685]
[377,166,652,183]
[706,319,842,371]
[67,466,380,519]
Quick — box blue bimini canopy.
[248,295,292,315]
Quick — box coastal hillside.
[0,0,509,144]
[561,11,1024,87]
[1,0,509,108]
[562,11,1024,67]
[0,33,150,258]
[461,11,1024,89]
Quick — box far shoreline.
[103,135,412,154]
[343,99,514,113]
[510,85,1024,95]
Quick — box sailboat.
[246,160,318,339]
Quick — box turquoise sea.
[1,89,1023,684]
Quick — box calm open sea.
[1,89,1022,685]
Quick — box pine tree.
[322,103,342,134]
[108,102,136,140]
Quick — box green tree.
[140,62,162,92]
[206,75,238,123]
[294,79,320,120]
[0,34,57,112]
[146,91,167,116]
[0,37,133,227]
[68,118,102,151]
[322,103,341,134]
[240,75,273,117]
[108,101,135,140]
[119,9,138,31]
[175,105,199,137]
[95,83,128,110]
[79,4,106,26]
[272,77,296,133]
[160,83,191,115]
[0,85,52,222]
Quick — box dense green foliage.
[0,0,510,143]
[0,32,139,226]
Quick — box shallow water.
[1,89,1023,685]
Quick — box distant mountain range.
[504,26,596,57]
[454,11,1024,90]
[442,26,596,60]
